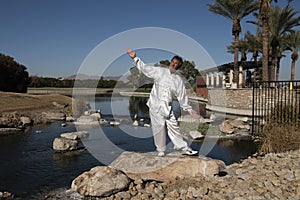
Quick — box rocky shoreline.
[0,92,94,135]
[1,92,299,199]
[42,149,300,200]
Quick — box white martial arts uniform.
[133,57,193,152]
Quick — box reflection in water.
[192,139,258,165]
[198,103,206,117]
[128,96,149,120]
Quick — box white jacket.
[133,57,192,117]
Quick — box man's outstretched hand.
[126,48,136,59]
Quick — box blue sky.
[0,0,299,80]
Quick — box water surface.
[0,95,258,199]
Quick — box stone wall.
[206,88,253,116]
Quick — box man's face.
[169,58,182,72]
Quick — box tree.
[227,37,250,62]
[127,66,153,90]
[208,0,259,87]
[287,30,300,81]
[268,4,300,81]
[250,0,298,81]
[159,59,200,90]
[180,60,200,90]
[0,53,29,93]
[259,0,273,81]
[245,31,262,62]
[275,35,290,81]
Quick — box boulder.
[219,120,235,134]
[111,151,226,182]
[74,115,99,125]
[99,118,108,125]
[0,112,20,127]
[90,112,101,120]
[60,131,89,140]
[42,112,65,121]
[20,116,32,125]
[219,119,250,134]
[53,137,78,151]
[65,116,75,122]
[0,191,14,199]
[71,166,130,197]
[189,130,204,140]
[52,101,67,108]
[132,120,139,126]
[110,121,120,126]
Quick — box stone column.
[222,74,226,88]
[216,72,219,87]
[229,69,233,84]
[206,74,209,87]
[239,66,243,86]
[210,73,214,88]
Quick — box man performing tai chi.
[126,48,200,157]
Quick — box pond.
[0,95,258,199]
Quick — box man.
[126,48,199,157]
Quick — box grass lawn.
[0,91,73,112]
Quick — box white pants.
[149,108,188,152]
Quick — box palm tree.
[227,38,250,62]
[268,5,300,81]
[208,0,259,87]
[245,31,263,82]
[258,0,296,82]
[275,35,290,81]
[287,30,300,81]
[228,37,251,87]
[259,0,274,81]
[245,31,262,62]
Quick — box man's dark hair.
[172,55,183,68]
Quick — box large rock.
[219,119,250,134]
[111,151,226,181]
[52,137,78,151]
[189,130,204,140]
[90,112,101,120]
[71,166,130,197]
[0,112,20,127]
[20,116,32,125]
[74,115,99,125]
[60,131,89,140]
[42,112,65,121]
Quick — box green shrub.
[197,123,209,135]
[179,121,199,136]
[179,121,218,137]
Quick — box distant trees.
[28,76,119,88]
[0,53,29,93]
[126,66,153,89]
